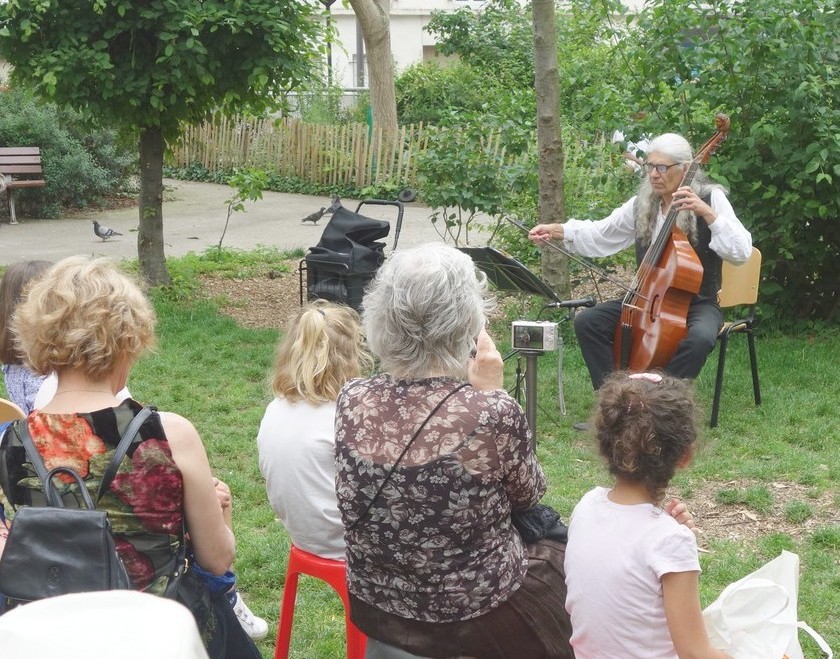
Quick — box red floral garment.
[5,401,183,592]
[335,375,546,624]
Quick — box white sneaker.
[232,591,269,640]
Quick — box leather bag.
[511,503,568,545]
[0,408,151,605]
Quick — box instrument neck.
[642,159,702,268]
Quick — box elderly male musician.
[529,132,752,422]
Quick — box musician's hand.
[673,187,716,224]
[528,223,564,244]
[468,328,504,391]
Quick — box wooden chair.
[710,248,762,428]
[0,398,25,424]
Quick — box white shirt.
[563,188,753,265]
[34,373,132,409]
[564,487,701,659]
[256,397,345,560]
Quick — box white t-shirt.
[564,486,701,659]
[34,373,132,409]
[256,397,345,560]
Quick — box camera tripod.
[459,245,595,441]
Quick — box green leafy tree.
[219,168,269,249]
[416,102,536,246]
[0,0,318,285]
[600,0,840,324]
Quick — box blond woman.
[257,299,371,559]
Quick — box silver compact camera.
[511,320,558,352]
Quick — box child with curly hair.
[564,372,732,659]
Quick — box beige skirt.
[349,539,573,659]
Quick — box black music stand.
[459,247,562,302]
[460,247,564,443]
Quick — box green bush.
[0,87,134,217]
[602,0,840,325]
[396,61,505,126]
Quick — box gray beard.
[634,174,720,247]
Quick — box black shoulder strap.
[13,406,154,508]
[347,383,469,532]
[96,407,153,502]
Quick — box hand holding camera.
[468,328,504,391]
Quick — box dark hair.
[0,261,52,364]
[594,371,698,501]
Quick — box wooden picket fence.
[168,115,429,189]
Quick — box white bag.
[702,550,833,659]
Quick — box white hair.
[647,133,693,163]
[362,243,492,380]
[635,133,725,246]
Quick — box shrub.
[0,87,133,217]
[395,61,504,126]
[602,0,840,325]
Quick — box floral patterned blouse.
[335,375,546,623]
[0,400,183,593]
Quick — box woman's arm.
[161,412,235,575]
[662,570,733,659]
[495,397,546,510]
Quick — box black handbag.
[511,503,568,545]
[0,408,151,605]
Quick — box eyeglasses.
[643,162,681,175]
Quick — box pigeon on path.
[92,220,122,241]
[301,207,326,225]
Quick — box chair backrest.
[0,397,25,424]
[718,248,762,309]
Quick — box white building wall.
[325,0,644,90]
[328,0,485,89]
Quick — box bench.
[0,147,46,224]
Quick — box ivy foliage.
[0,0,320,141]
[600,0,839,324]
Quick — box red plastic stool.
[274,545,367,659]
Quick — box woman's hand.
[665,497,698,536]
[468,328,504,391]
[528,223,564,244]
[213,477,233,530]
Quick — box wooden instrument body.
[614,226,703,371]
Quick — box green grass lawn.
[4,249,838,657]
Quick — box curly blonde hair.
[12,256,156,379]
[271,299,371,404]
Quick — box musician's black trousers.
[574,296,724,390]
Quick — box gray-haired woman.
[334,243,572,659]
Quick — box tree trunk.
[138,127,171,286]
[532,0,569,298]
[349,0,398,140]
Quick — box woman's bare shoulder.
[157,411,200,450]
